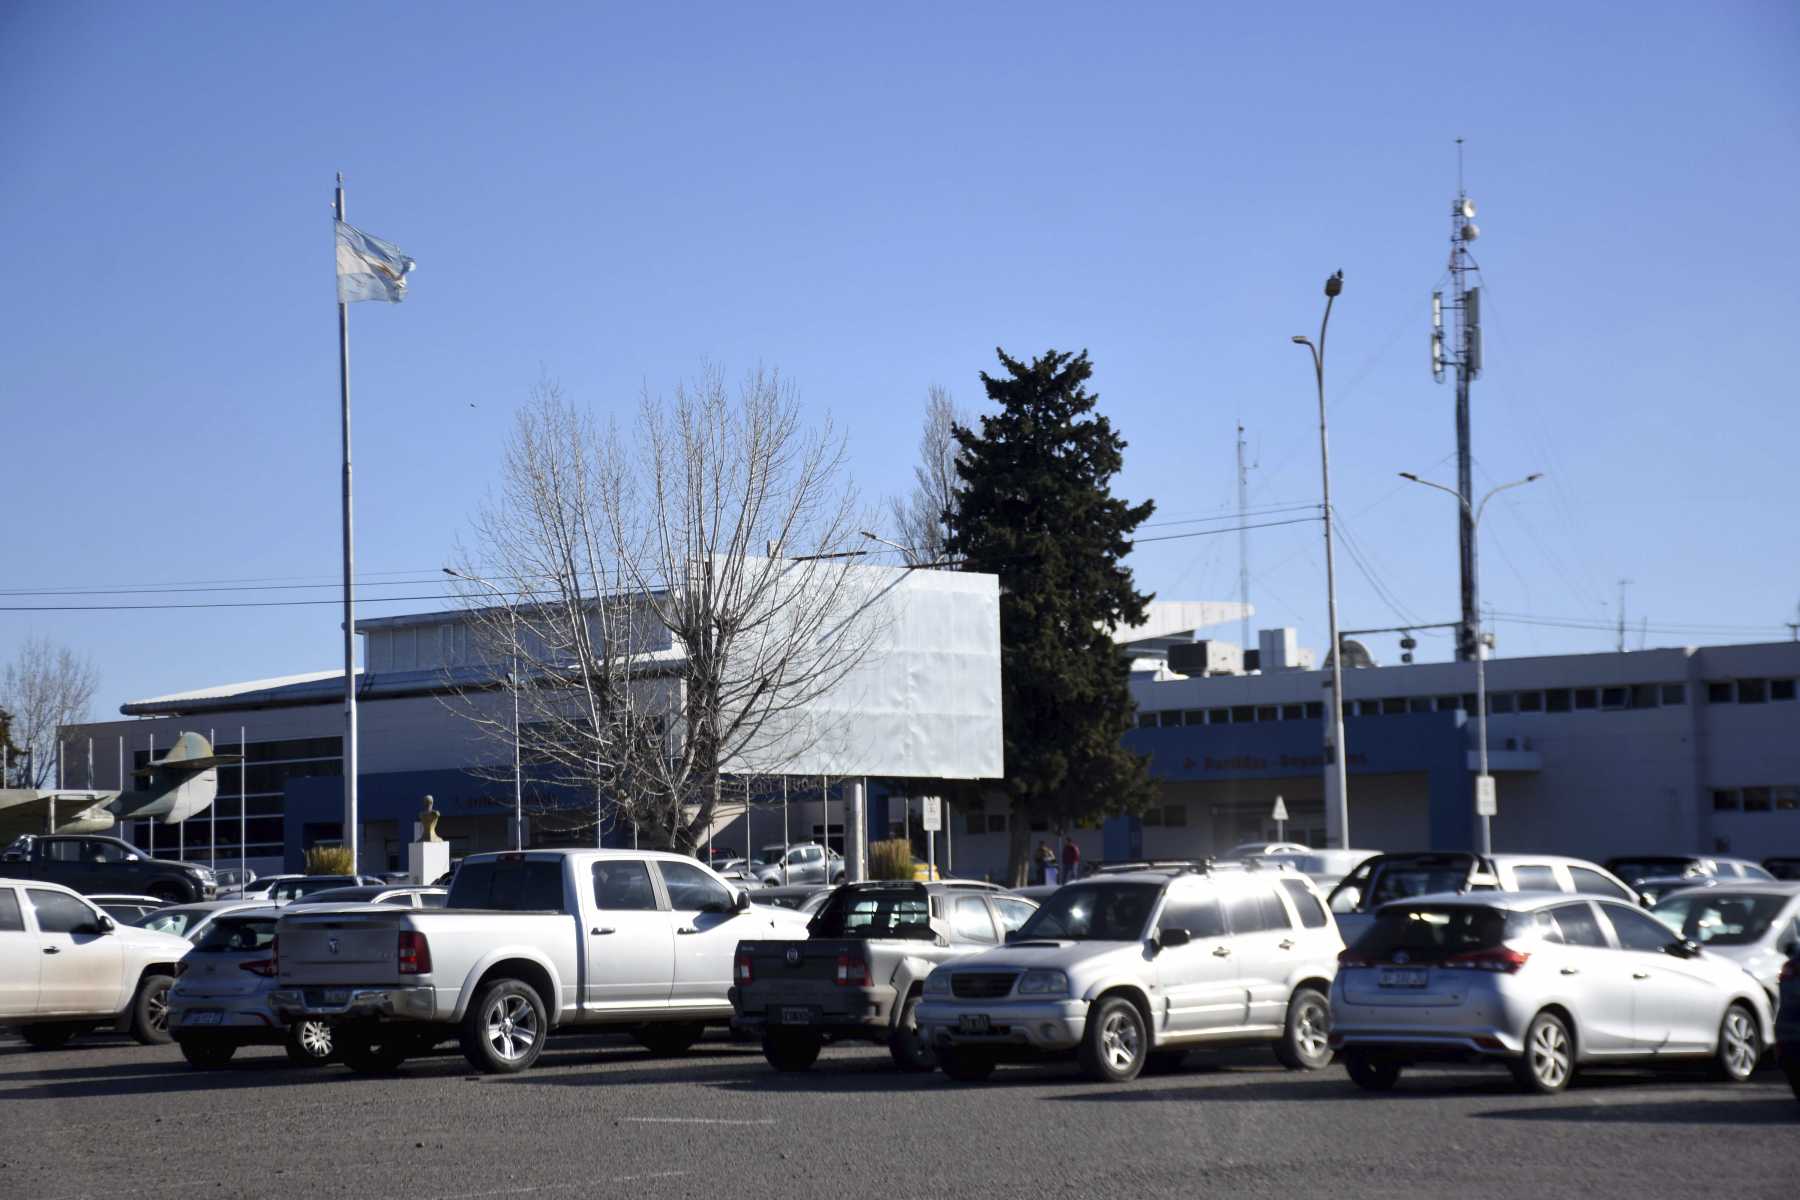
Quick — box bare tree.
[449,368,884,852]
[887,384,966,565]
[1,636,100,788]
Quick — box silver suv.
[915,866,1343,1083]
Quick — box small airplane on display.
[0,731,239,840]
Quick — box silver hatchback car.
[1330,892,1773,1094]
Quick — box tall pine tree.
[947,348,1156,883]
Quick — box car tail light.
[1442,946,1530,973]
[836,950,869,987]
[398,930,432,975]
[1337,948,1378,967]
[239,957,277,977]
[734,951,754,986]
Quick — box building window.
[1408,697,1432,714]
[1231,706,1254,723]
[1737,679,1767,704]
[1574,688,1598,710]
[1545,689,1572,713]
[1713,789,1740,811]
[1629,684,1658,708]
[987,814,1008,834]
[1707,681,1734,704]
[1776,786,1799,812]
[1435,695,1460,712]
[1772,679,1796,702]
[964,812,986,836]
[1743,787,1773,813]
[1182,710,1206,726]
[1138,713,1157,729]
[1158,711,1182,728]
[1489,692,1514,714]
[1304,701,1324,719]
[1256,706,1278,723]
[1517,692,1543,712]
[1281,704,1303,720]
[1379,697,1406,715]
[1599,687,1627,709]
[1208,708,1231,725]
[1661,683,1686,706]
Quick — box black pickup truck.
[1,834,216,903]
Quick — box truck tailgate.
[279,910,408,985]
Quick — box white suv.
[915,866,1343,1082]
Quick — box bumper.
[730,985,896,1036]
[269,985,437,1023]
[916,998,1089,1054]
[168,998,285,1043]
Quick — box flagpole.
[336,172,361,876]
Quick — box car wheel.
[762,1032,822,1072]
[1713,1003,1760,1083]
[1511,1011,1574,1095]
[130,974,175,1045]
[1274,986,1333,1071]
[887,993,935,1072]
[635,1022,703,1057]
[19,1023,77,1051]
[460,979,548,1074]
[937,1047,996,1082]
[1344,1049,1402,1091]
[179,1037,237,1070]
[285,1019,336,1066]
[342,1028,412,1074]
[1078,995,1148,1083]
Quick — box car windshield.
[1608,858,1697,883]
[1366,859,1473,907]
[193,916,276,953]
[1013,882,1161,942]
[134,907,203,937]
[1354,905,1530,962]
[807,888,933,939]
[1650,892,1790,946]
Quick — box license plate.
[958,1013,991,1034]
[779,1007,813,1025]
[184,1010,223,1026]
[1379,968,1429,988]
[322,989,350,1005]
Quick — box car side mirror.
[1158,928,1192,949]
[125,853,140,862]
[1004,929,1020,944]
[733,890,751,913]
[1666,939,1701,959]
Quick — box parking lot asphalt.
[1,1031,1792,1200]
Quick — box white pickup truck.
[270,849,809,1074]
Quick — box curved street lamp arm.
[1472,473,1545,530]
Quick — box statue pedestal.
[409,840,450,886]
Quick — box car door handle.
[42,946,61,955]
[1212,946,1231,957]
[677,927,698,935]
[1632,971,1651,980]
[1278,939,1296,951]
[1559,967,1580,976]
[591,927,616,936]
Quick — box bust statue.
[418,794,444,843]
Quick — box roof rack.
[1091,857,1302,878]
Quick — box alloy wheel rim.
[1297,1000,1329,1058]
[299,1020,332,1057]
[1723,1010,1757,1077]
[148,987,169,1033]
[486,995,538,1061]
[1101,1010,1141,1071]
[1531,1021,1569,1087]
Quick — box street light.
[442,567,524,852]
[1292,270,1350,850]
[1396,470,1544,855]
[858,530,913,559]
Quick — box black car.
[0,834,215,902]
[1778,952,1800,1103]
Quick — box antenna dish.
[1461,221,1480,242]
[1460,197,1477,219]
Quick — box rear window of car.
[1353,905,1530,962]
[194,916,276,953]
[1569,867,1634,900]
[1279,879,1330,929]
[1367,858,1474,906]
[448,860,566,911]
[808,888,933,939]
[135,907,201,937]
[1606,858,1693,884]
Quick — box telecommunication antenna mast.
[1236,422,1252,655]
[1432,139,1485,662]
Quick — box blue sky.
[2,2,1797,714]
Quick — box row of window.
[1705,679,1799,705]
[1136,682,1700,729]
[1712,786,1800,814]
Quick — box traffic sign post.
[1474,774,1497,818]
[922,796,942,881]
[1271,795,1289,843]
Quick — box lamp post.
[1292,270,1350,850]
[443,567,524,852]
[1397,471,1543,854]
[859,530,913,559]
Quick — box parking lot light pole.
[443,567,524,852]
[1292,270,1350,850]
[1397,471,1543,855]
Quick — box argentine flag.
[335,220,415,303]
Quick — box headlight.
[1016,969,1069,996]
[923,970,951,995]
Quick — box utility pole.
[1236,422,1253,657]
[1615,579,1633,653]
[1433,139,1485,663]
